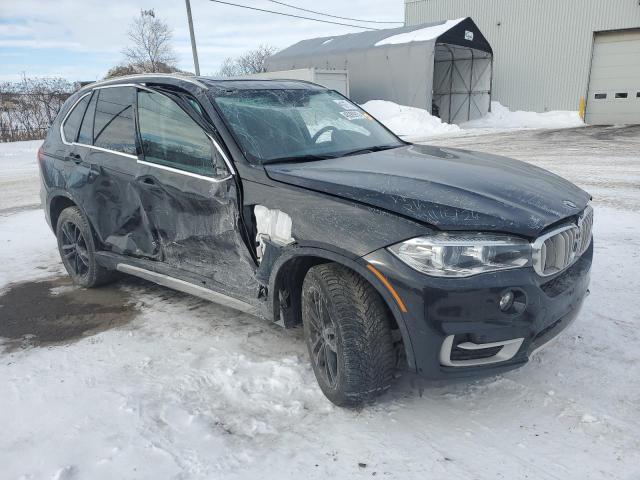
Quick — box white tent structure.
[267,18,493,124]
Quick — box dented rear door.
[72,85,157,258]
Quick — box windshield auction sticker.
[339,110,365,120]
[333,99,358,110]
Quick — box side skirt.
[96,251,265,317]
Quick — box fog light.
[499,291,515,311]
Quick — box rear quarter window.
[61,94,91,143]
[77,91,98,145]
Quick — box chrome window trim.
[209,135,236,176]
[62,81,236,178]
[73,142,138,159]
[92,83,140,90]
[137,159,232,183]
[60,91,93,146]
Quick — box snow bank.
[363,100,583,140]
[462,101,584,130]
[362,100,460,139]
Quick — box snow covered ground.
[1,129,639,479]
[0,140,42,214]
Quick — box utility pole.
[185,0,201,76]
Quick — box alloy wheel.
[307,286,339,388]
[60,221,89,277]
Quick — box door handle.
[65,153,82,164]
[142,177,157,186]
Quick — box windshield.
[212,89,404,164]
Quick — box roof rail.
[80,73,207,92]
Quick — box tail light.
[37,145,45,164]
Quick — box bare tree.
[217,45,278,77]
[217,58,240,78]
[104,61,191,79]
[0,76,77,142]
[122,9,178,73]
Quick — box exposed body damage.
[264,144,591,238]
[254,205,294,261]
[40,74,592,405]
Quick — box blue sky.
[0,0,404,82]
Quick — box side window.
[137,90,227,177]
[94,87,136,155]
[62,94,91,143]
[77,91,98,145]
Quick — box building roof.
[268,17,492,64]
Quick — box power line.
[207,0,380,30]
[267,0,403,25]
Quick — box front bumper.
[363,242,592,380]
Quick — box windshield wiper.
[341,144,403,157]
[264,144,404,165]
[264,154,338,165]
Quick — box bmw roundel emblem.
[563,200,578,209]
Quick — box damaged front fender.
[259,243,417,371]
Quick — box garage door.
[586,29,640,125]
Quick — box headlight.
[388,232,532,277]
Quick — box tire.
[301,263,395,407]
[55,206,117,288]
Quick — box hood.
[264,144,591,238]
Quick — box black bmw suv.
[39,74,592,406]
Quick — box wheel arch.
[47,192,103,248]
[48,192,80,231]
[267,246,416,371]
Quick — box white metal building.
[405,0,640,124]
[267,18,495,123]
[239,68,350,97]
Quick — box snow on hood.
[361,100,460,139]
[462,101,585,130]
[374,18,467,47]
